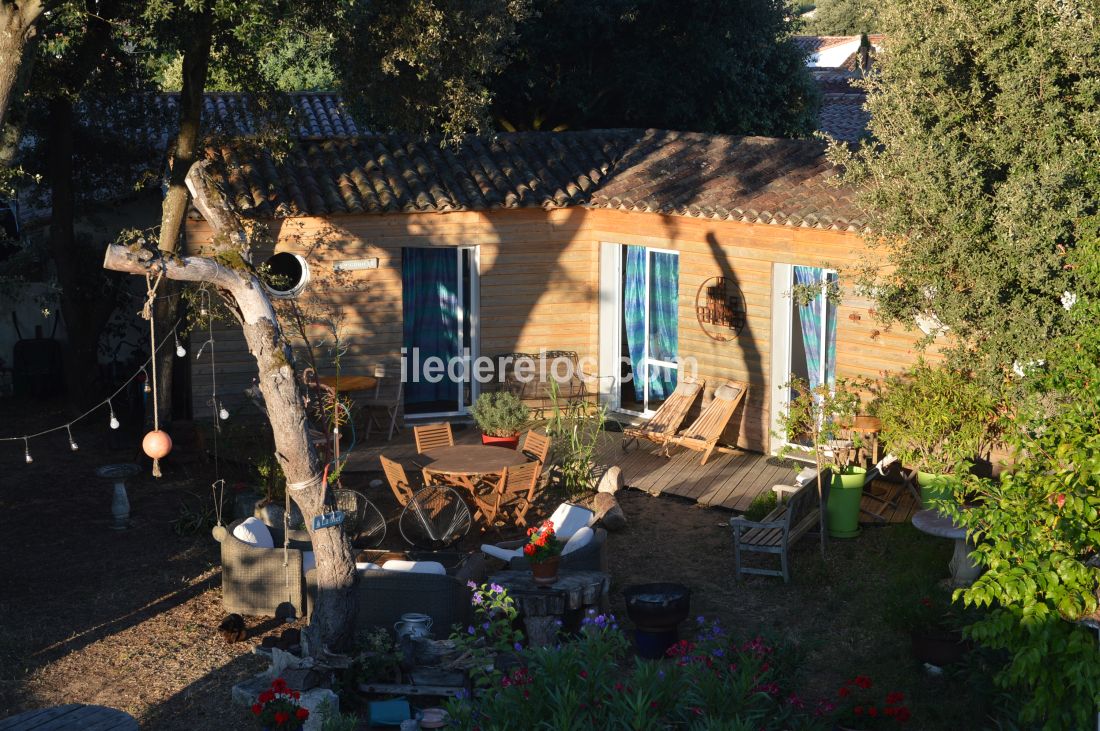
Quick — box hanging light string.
[143,272,166,477]
[0,316,183,449]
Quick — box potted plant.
[870,361,999,507]
[896,594,968,667]
[777,376,865,539]
[523,519,563,585]
[250,677,309,730]
[470,391,530,448]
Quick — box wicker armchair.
[218,519,314,620]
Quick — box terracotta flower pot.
[482,433,520,449]
[531,556,561,586]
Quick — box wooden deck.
[344,424,918,523]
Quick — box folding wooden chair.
[363,373,403,442]
[667,380,748,464]
[473,460,541,529]
[379,454,418,506]
[413,422,454,453]
[520,430,552,464]
[622,376,703,452]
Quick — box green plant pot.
[827,466,866,538]
[917,471,950,508]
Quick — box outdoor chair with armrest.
[480,502,605,571]
[622,375,703,453]
[667,380,749,464]
[468,460,542,529]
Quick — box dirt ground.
[1,399,989,730]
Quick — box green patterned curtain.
[402,248,459,406]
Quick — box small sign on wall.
[333,258,379,272]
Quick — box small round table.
[911,509,981,587]
[317,374,378,393]
[488,569,611,646]
[417,445,529,492]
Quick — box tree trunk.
[102,163,357,651]
[46,95,115,403]
[0,0,45,130]
[153,3,213,425]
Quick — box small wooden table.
[0,704,138,730]
[317,374,378,393]
[417,445,529,492]
[488,569,611,646]
[912,508,981,587]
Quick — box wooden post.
[102,161,357,651]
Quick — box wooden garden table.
[317,374,378,393]
[416,444,529,493]
[488,569,611,646]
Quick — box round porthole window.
[261,252,309,297]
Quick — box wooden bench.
[729,472,823,583]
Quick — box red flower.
[296,708,309,720]
[886,691,905,705]
[853,675,873,689]
[867,706,878,717]
[578,670,588,678]
[649,701,659,709]
[838,687,851,698]
[259,690,275,703]
[895,706,912,723]
[920,597,933,608]
[274,711,290,725]
[251,703,262,716]
[854,706,863,715]
[523,544,535,556]
[272,677,288,691]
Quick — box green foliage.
[351,628,402,685]
[450,582,526,690]
[333,0,532,140]
[868,361,999,474]
[491,0,818,137]
[744,490,778,522]
[317,698,358,731]
[544,386,608,496]
[775,376,862,472]
[942,228,1100,728]
[446,616,832,730]
[830,0,1100,381]
[470,391,531,437]
[802,0,879,34]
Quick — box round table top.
[317,374,378,392]
[911,508,966,539]
[418,445,529,476]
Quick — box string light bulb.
[175,332,186,358]
[109,401,120,430]
[66,424,78,451]
[23,438,32,464]
[142,368,152,393]
[218,403,229,421]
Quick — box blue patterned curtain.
[793,266,837,390]
[402,248,459,406]
[647,250,679,400]
[624,246,647,404]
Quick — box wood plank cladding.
[185,206,939,453]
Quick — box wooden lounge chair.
[729,472,824,583]
[667,380,748,464]
[414,422,454,453]
[474,460,541,528]
[380,454,419,506]
[520,430,552,464]
[621,375,703,453]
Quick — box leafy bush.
[744,491,777,522]
[450,582,525,690]
[775,376,862,473]
[942,232,1100,728]
[545,382,608,496]
[869,362,999,475]
[470,392,531,437]
[446,614,837,730]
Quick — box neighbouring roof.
[159,92,363,140]
[199,129,865,231]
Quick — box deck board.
[344,424,917,522]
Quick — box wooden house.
[184,125,934,455]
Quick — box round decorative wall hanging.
[695,276,746,341]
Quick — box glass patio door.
[401,246,478,417]
[619,245,680,416]
[780,265,838,448]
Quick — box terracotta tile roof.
[792,35,863,54]
[809,70,870,142]
[200,129,865,231]
[159,92,363,139]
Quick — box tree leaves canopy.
[832,0,1100,380]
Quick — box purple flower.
[472,593,484,605]
[490,583,504,594]
[514,642,523,651]
[467,625,476,635]
[482,621,491,630]
[467,581,478,590]
[696,615,706,625]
